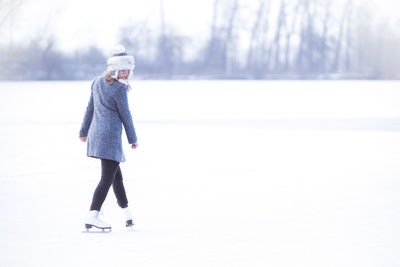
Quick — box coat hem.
[87,154,125,163]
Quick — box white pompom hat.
[107,44,135,80]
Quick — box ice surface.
[0,80,399,267]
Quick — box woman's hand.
[131,142,139,149]
[79,135,87,142]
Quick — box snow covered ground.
[0,80,399,267]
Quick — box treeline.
[1,0,399,80]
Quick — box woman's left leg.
[113,166,129,208]
[113,166,134,227]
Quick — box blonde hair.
[103,71,116,85]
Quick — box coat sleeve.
[79,79,96,136]
[114,85,138,144]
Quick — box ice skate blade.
[83,224,112,233]
[126,220,134,228]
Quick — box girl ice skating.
[79,44,138,232]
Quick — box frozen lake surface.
[0,80,399,267]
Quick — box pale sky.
[6,0,216,53]
[2,0,399,55]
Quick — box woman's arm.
[79,80,96,137]
[114,85,138,145]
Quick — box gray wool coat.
[79,76,137,162]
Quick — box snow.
[0,80,400,267]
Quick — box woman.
[79,44,138,231]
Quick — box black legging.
[90,159,129,211]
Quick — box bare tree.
[118,21,156,75]
[318,0,332,74]
[269,0,288,72]
[202,0,239,76]
[283,1,300,73]
[119,22,150,56]
[0,0,24,45]
[344,0,353,73]
[331,1,348,72]
[246,0,269,77]
[203,0,226,74]
[224,0,239,75]
[154,0,185,76]
[157,0,170,71]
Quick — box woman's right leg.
[90,159,120,211]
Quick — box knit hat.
[107,44,135,81]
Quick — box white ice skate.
[84,210,112,232]
[122,207,134,228]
